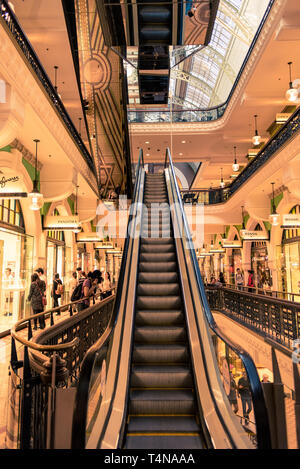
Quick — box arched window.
[283,205,300,242]
[0,199,24,230]
[47,208,65,242]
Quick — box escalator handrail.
[71,149,144,449]
[165,148,272,449]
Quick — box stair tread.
[130,389,194,400]
[128,416,200,433]
[125,435,203,449]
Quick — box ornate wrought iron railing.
[6,290,115,449]
[0,0,96,175]
[180,106,300,204]
[206,286,300,350]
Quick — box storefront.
[278,205,300,295]
[251,241,271,289]
[0,199,33,334]
[228,249,242,285]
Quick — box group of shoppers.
[207,268,256,292]
[27,267,112,329]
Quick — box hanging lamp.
[269,182,280,226]
[28,139,43,211]
[286,61,299,102]
[232,146,239,172]
[252,114,261,146]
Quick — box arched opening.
[278,205,300,295]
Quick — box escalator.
[71,149,271,450]
[125,173,204,449]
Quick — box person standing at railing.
[238,371,252,425]
[101,272,112,298]
[247,270,255,293]
[77,272,97,312]
[235,268,244,290]
[27,273,46,330]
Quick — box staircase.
[124,172,204,449]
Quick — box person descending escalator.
[238,371,252,425]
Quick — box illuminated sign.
[282,214,300,227]
[222,239,242,248]
[44,215,80,230]
[240,230,269,240]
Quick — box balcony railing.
[180,106,300,205]
[0,0,96,175]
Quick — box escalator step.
[131,365,193,388]
[128,416,200,433]
[141,238,173,245]
[134,326,186,343]
[137,295,182,310]
[129,389,195,414]
[133,344,188,363]
[140,244,174,254]
[138,272,178,283]
[139,261,177,272]
[137,283,179,296]
[135,310,184,326]
[125,435,203,449]
[140,253,175,263]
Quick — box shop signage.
[0,170,25,196]
[77,232,102,242]
[276,113,290,124]
[248,148,259,157]
[94,242,114,249]
[240,230,269,240]
[282,214,300,227]
[44,215,80,230]
[222,239,242,248]
[209,248,225,253]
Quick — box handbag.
[37,283,47,306]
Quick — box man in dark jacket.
[238,371,252,424]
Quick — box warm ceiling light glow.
[179,153,183,156]
[252,135,261,146]
[286,87,299,102]
[269,213,280,226]
[286,62,299,102]
[181,140,186,143]
[145,141,150,144]
[28,192,43,211]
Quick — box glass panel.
[0,229,33,333]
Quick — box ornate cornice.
[129,0,287,135]
[10,138,43,170]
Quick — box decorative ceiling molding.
[10,138,43,171]
[129,0,286,135]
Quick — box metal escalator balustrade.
[71,148,272,450]
[124,173,205,449]
[164,148,272,449]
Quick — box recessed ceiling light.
[181,140,186,144]
[146,153,150,156]
[145,141,150,144]
[179,153,183,156]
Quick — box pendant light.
[240,206,247,238]
[28,139,43,211]
[269,182,280,226]
[286,62,299,102]
[232,146,239,172]
[220,168,225,188]
[252,115,261,146]
[73,185,81,233]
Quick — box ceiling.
[129,0,300,188]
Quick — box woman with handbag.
[28,273,46,330]
[52,273,63,314]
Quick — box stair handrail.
[71,149,144,448]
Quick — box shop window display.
[0,200,33,334]
[277,205,300,297]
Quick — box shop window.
[0,199,24,230]
[283,205,300,241]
